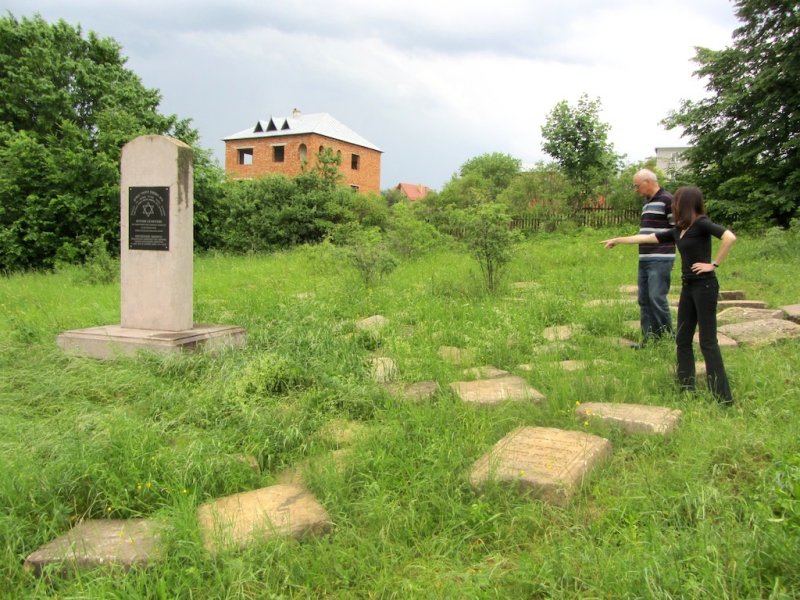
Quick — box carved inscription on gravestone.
[129,187,169,250]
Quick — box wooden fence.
[510,207,639,232]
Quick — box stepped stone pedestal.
[469,427,611,506]
[575,402,682,435]
[24,519,162,576]
[197,484,331,553]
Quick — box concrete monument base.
[57,324,246,359]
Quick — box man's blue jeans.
[637,259,674,340]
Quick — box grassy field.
[1,228,799,598]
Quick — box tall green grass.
[1,229,799,598]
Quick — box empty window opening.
[272,145,285,162]
[351,154,360,170]
[238,148,253,165]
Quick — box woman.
[603,186,736,405]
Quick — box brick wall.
[225,133,381,193]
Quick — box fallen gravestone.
[557,359,611,372]
[369,357,397,383]
[781,304,800,324]
[450,376,545,406]
[24,519,162,576]
[542,325,583,342]
[718,318,800,346]
[469,426,611,506]
[717,307,785,325]
[462,365,510,379]
[575,402,682,435]
[438,346,476,365]
[197,484,331,553]
[355,315,389,332]
[383,381,440,401]
[717,300,768,310]
[693,331,738,348]
[719,290,746,300]
[584,298,637,308]
[618,284,639,295]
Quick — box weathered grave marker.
[24,519,162,576]
[469,427,611,506]
[575,402,682,435]
[718,318,800,346]
[197,484,331,554]
[450,376,544,406]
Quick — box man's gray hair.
[634,168,658,182]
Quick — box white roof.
[224,112,381,152]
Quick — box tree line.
[1,0,797,274]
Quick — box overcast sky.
[5,0,740,190]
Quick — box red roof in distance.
[395,182,432,201]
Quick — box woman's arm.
[602,233,659,249]
[691,229,736,274]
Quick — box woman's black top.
[655,216,728,281]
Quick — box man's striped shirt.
[639,188,675,261]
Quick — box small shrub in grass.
[339,226,398,286]
[453,203,522,294]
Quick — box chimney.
[292,108,301,117]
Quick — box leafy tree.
[541,94,621,205]
[0,14,210,271]
[664,0,800,227]
[459,152,521,199]
[497,162,573,216]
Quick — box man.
[633,168,675,344]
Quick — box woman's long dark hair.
[673,186,706,229]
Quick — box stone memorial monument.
[57,135,245,358]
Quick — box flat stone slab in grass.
[450,376,545,406]
[719,290,746,300]
[316,419,368,448]
[24,519,162,576]
[469,427,611,506]
[575,402,682,435]
[718,318,800,346]
[585,298,638,307]
[717,300,768,310]
[462,365,510,379]
[294,292,315,300]
[383,380,440,401]
[618,284,639,295]
[438,346,476,365]
[511,281,540,291]
[198,484,331,553]
[717,307,785,325]
[606,337,638,348]
[781,304,800,324]
[558,359,612,372]
[277,449,353,485]
[693,331,738,348]
[369,357,397,383]
[542,324,583,341]
[355,315,388,332]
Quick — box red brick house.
[223,110,382,193]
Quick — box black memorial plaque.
[129,187,169,250]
